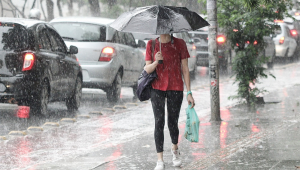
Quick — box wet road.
[1,60,300,169]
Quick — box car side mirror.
[137,40,146,48]
[69,45,78,54]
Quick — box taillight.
[291,29,298,36]
[217,35,226,44]
[279,36,284,44]
[99,47,115,62]
[22,53,35,71]
[192,45,196,50]
[296,12,300,16]
[274,20,284,23]
[233,29,238,32]
[246,40,257,45]
[76,57,80,66]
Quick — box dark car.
[0,18,82,116]
[189,26,232,72]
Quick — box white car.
[50,17,145,102]
[273,21,297,60]
[133,32,197,79]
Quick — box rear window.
[274,27,282,35]
[0,24,28,51]
[51,22,106,42]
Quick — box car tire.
[66,76,82,111]
[107,72,122,103]
[190,64,197,80]
[267,50,275,69]
[30,79,49,115]
[132,83,138,97]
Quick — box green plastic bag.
[184,104,200,142]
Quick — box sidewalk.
[89,85,300,170]
[1,75,300,170]
[30,84,300,170]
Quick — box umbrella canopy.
[110,5,209,35]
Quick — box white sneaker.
[171,148,182,167]
[154,160,165,170]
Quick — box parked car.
[188,27,232,72]
[273,21,297,61]
[0,18,82,115]
[132,32,197,79]
[285,17,300,60]
[50,17,145,102]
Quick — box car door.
[36,24,61,100]
[285,26,297,55]
[118,32,132,84]
[124,33,142,81]
[46,26,73,98]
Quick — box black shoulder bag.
[136,39,157,101]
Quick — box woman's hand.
[155,52,163,61]
[187,94,195,108]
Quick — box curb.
[60,118,76,124]
[8,131,27,136]
[113,105,127,109]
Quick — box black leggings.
[151,89,183,153]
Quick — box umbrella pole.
[159,39,161,52]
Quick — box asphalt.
[22,84,300,170]
[2,63,300,170]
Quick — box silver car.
[273,22,297,60]
[50,17,145,102]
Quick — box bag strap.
[151,39,155,62]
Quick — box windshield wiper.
[61,36,75,40]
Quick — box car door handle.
[120,49,125,52]
[132,52,135,55]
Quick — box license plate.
[0,83,6,92]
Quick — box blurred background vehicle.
[0,18,82,116]
[285,17,300,60]
[188,26,232,73]
[273,21,297,62]
[132,32,197,79]
[50,17,145,102]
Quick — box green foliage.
[218,0,292,106]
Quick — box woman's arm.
[144,52,163,74]
[182,58,195,108]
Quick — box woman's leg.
[166,91,183,148]
[151,89,166,159]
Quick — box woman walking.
[144,34,195,170]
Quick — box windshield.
[0,24,28,51]
[51,22,106,42]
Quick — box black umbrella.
[109,5,209,35]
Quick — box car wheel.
[66,76,82,111]
[190,64,197,80]
[267,50,275,69]
[30,79,49,115]
[132,83,138,97]
[107,72,122,103]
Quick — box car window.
[51,22,106,42]
[118,32,127,45]
[47,28,67,53]
[37,25,51,51]
[111,32,120,43]
[0,24,28,51]
[274,27,282,35]
[125,33,136,47]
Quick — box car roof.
[50,17,115,26]
[0,17,45,28]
